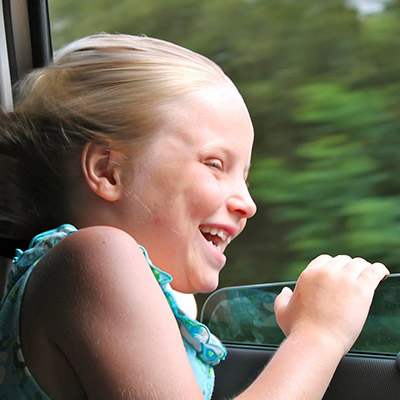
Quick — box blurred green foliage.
[49,0,400,286]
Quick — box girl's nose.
[227,181,257,219]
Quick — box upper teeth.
[201,226,231,244]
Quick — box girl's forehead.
[148,90,254,170]
[161,85,254,143]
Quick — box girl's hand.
[274,255,389,355]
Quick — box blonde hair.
[0,33,230,240]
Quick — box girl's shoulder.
[24,225,154,315]
[34,225,153,301]
[20,226,201,399]
[55,225,144,262]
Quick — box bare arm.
[35,229,387,400]
[236,255,389,400]
[41,227,204,399]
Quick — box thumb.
[274,287,293,334]
[274,286,292,314]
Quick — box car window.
[0,0,13,110]
[201,274,400,354]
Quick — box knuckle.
[306,254,332,269]
[333,254,352,265]
[316,254,332,259]
[359,263,389,286]
[331,254,352,268]
[352,257,368,264]
[335,254,352,261]
[312,254,332,263]
[371,262,390,277]
[372,261,389,271]
[348,257,370,270]
[300,262,330,282]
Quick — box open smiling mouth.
[199,226,232,252]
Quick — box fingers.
[307,254,355,271]
[274,287,293,336]
[324,255,353,271]
[282,254,390,354]
[306,254,332,269]
[274,287,292,312]
[307,254,390,284]
[341,257,371,278]
[358,262,390,285]
[334,257,389,283]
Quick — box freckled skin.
[109,85,257,294]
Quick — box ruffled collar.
[8,224,76,293]
[9,225,226,366]
[140,246,226,366]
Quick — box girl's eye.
[206,159,223,170]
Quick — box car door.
[0,0,52,296]
[200,276,400,399]
[1,1,400,399]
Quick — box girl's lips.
[198,228,227,266]
[199,224,238,244]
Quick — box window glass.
[201,274,400,354]
[48,1,400,289]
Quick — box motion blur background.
[49,0,400,290]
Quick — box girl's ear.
[81,142,125,202]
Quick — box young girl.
[0,33,388,400]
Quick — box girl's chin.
[193,275,220,294]
[171,275,219,295]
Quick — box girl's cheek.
[152,215,164,226]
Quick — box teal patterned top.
[0,225,226,400]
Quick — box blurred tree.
[252,82,400,277]
[48,0,400,287]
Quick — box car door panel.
[202,276,400,399]
[212,346,400,399]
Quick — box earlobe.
[81,142,124,202]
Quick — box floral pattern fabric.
[0,225,226,399]
[140,246,227,399]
